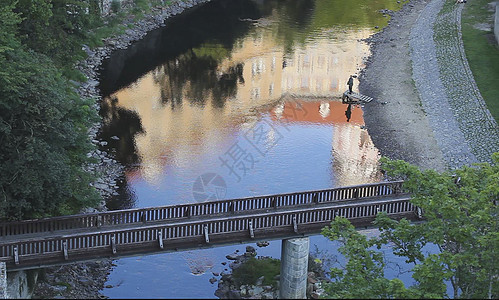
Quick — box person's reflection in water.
[236,63,245,84]
[345,104,352,122]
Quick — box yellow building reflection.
[101,19,379,186]
[271,100,381,186]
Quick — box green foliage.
[231,257,281,287]
[321,218,416,299]
[0,2,100,220]
[134,0,150,11]
[0,0,181,221]
[0,0,182,221]
[111,0,121,13]
[14,0,96,67]
[461,0,499,122]
[322,154,499,299]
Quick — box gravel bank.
[360,0,448,172]
[361,0,498,171]
[410,0,477,169]
[429,1,499,166]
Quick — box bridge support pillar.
[0,264,37,299]
[1,262,7,299]
[279,237,309,299]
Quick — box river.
[97,0,411,298]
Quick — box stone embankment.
[410,0,499,168]
[495,3,499,44]
[360,0,449,172]
[361,0,498,172]
[32,1,213,299]
[80,0,212,207]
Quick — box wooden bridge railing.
[0,181,404,238]
[0,194,417,270]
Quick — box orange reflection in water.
[270,99,381,186]
[271,100,363,125]
[101,20,380,187]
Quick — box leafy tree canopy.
[14,0,98,65]
[321,153,498,299]
[0,1,100,220]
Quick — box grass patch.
[62,67,88,82]
[461,0,499,122]
[231,257,281,287]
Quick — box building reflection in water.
[270,99,381,186]
[100,16,381,195]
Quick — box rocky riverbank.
[213,245,327,299]
[32,1,213,299]
[359,0,448,172]
[80,0,212,206]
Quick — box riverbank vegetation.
[461,0,499,122]
[0,1,97,220]
[0,0,168,220]
[321,153,499,298]
[231,257,281,288]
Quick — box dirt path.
[360,0,447,172]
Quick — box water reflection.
[97,0,403,297]
[100,13,375,190]
[270,99,380,186]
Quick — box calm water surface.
[98,0,411,297]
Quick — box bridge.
[0,180,420,273]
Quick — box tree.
[14,0,98,67]
[0,2,100,220]
[321,153,499,298]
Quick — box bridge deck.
[0,193,409,243]
[0,181,419,271]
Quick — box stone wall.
[3,270,39,299]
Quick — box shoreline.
[79,0,213,211]
[361,0,498,171]
[360,0,448,172]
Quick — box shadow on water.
[106,174,138,210]
[98,0,262,96]
[99,96,144,166]
[98,0,268,211]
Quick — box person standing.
[347,75,354,94]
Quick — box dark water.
[97,0,414,298]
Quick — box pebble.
[226,253,239,260]
[256,241,269,247]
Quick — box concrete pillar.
[1,262,7,299]
[279,237,309,299]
